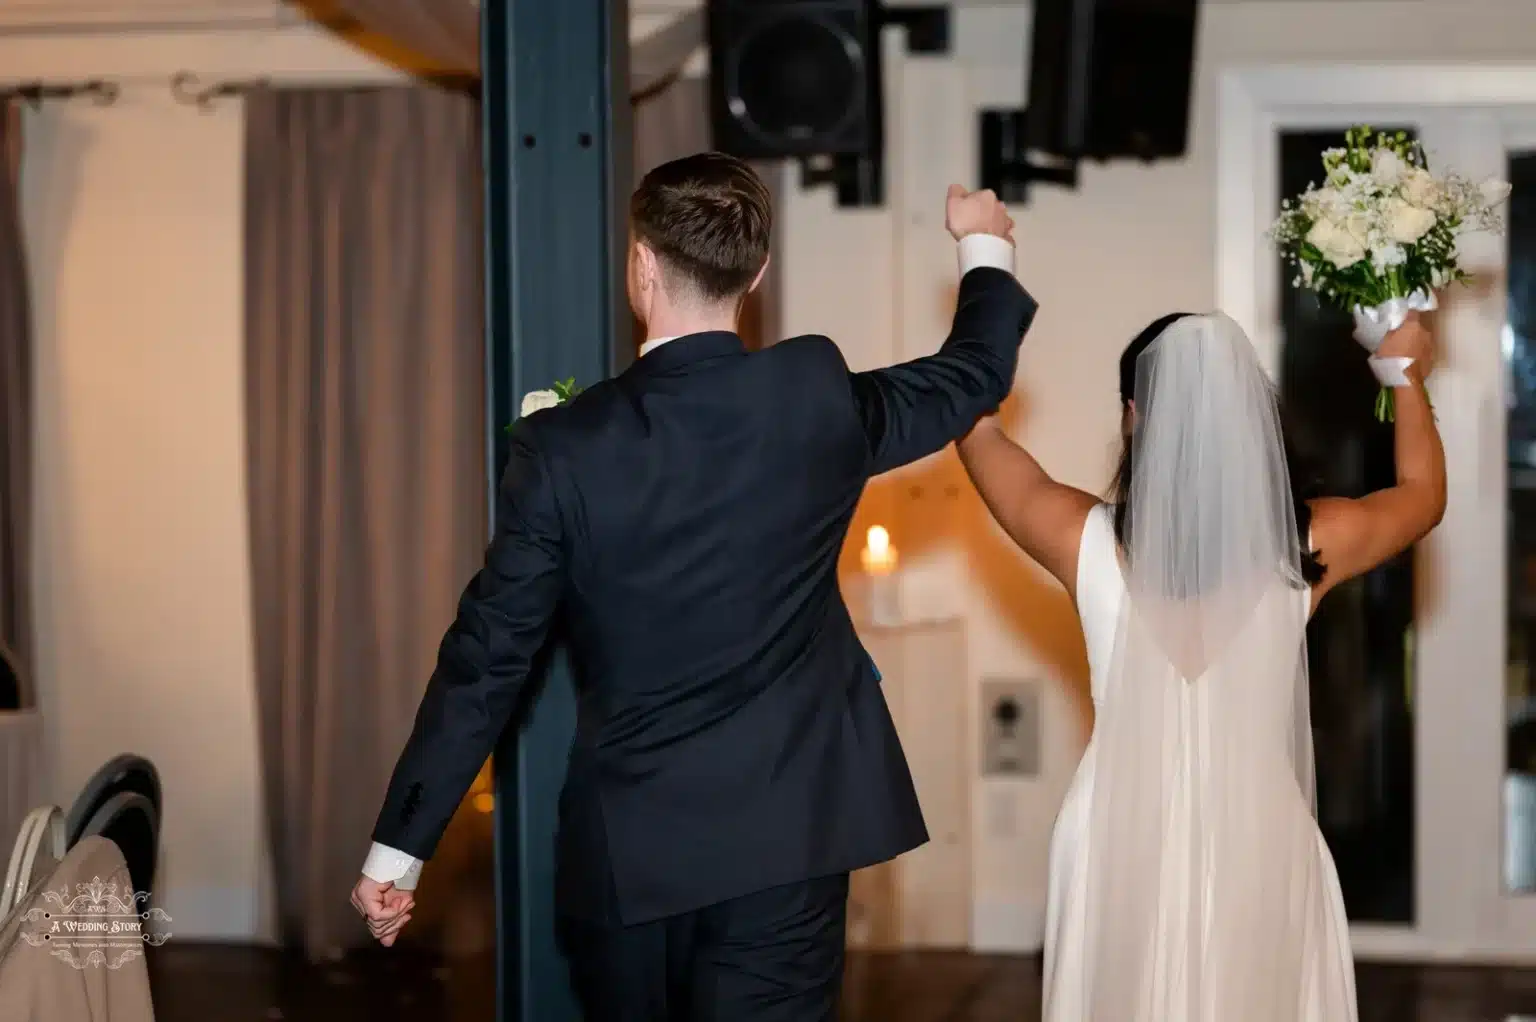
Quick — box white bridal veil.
[1076,313,1343,1020]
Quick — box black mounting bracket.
[798,151,885,209]
[792,5,949,209]
[979,108,1079,204]
[878,4,951,54]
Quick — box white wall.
[9,24,400,941]
[24,86,263,941]
[777,0,1536,951]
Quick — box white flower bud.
[520,389,561,417]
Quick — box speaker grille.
[708,0,881,160]
[729,15,863,145]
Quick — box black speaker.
[1026,0,1199,160]
[708,0,883,159]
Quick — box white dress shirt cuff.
[362,842,423,891]
[958,233,1015,276]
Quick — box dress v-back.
[1042,503,1357,1021]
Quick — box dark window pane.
[1278,127,1417,924]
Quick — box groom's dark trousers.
[371,265,1036,1019]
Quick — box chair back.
[78,793,158,900]
[0,647,18,711]
[0,836,156,1022]
[64,756,161,850]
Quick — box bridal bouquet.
[1268,126,1510,421]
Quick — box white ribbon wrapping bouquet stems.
[1351,289,1436,422]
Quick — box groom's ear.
[634,240,661,286]
[747,256,770,295]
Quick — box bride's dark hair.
[1109,312,1326,585]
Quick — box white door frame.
[1218,64,1536,963]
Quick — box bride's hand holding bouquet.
[1268,126,1509,421]
[1376,310,1436,391]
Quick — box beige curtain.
[630,11,705,98]
[0,100,32,698]
[244,85,486,956]
[747,158,784,350]
[633,75,710,181]
[632,77,783,350]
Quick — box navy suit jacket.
[373,265,1038,925]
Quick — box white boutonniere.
[508,378,582,431]
[520,389,562,416]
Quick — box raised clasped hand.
[945,184,1015,244]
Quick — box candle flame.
[866,525,890,558]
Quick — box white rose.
[1371,149,1406,187]
[1400,167,1441,208]
[1303,186,1350,221]
[520,389,561,416]
[1384,197,1437,244]
[1480,177,1513,208]
[1306,217,1365,268]
[1343,212,1373,247]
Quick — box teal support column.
[483,1,631,1018]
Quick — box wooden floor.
[145,944,1536,1021]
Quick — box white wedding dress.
[1044,504,1357,1020]
[1039,312,1359,1022]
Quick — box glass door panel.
[1277,128,1418,924]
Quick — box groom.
[352,152,1035,1018]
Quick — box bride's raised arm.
[1307,312,1447,609]
[957,411,1099,597]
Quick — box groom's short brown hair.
[631,152,772,303]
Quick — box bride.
[957,310,1444,1021]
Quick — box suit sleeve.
[371,423,566,860]
[849,265,1037,477]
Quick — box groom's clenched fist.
[352,875,414,947]
[945,184,1014,244]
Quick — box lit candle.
[860,525,901,626]
[860,525,898,575]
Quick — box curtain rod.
[4,73,267,109]
[8,80,119,107]
[3,71,480,110]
